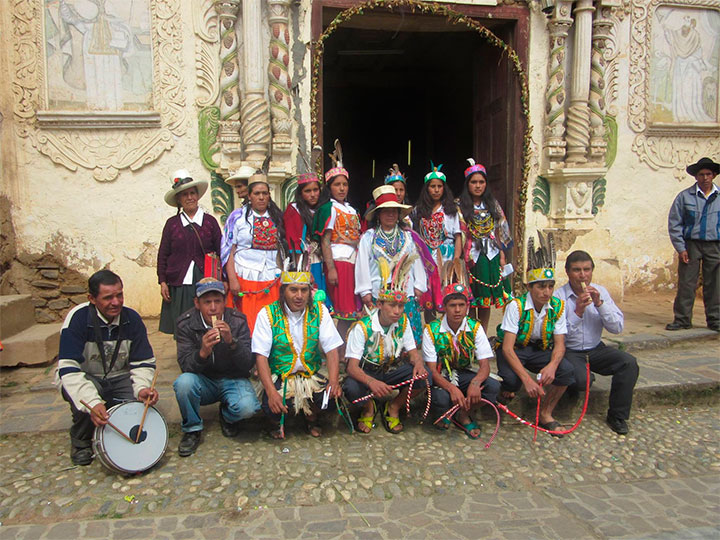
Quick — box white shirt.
[554,282,624,351]
[696,183,720,198]
[325,199,360,260]
[354,228,428,298]
[179,208,206,285]
[500,292,567,341]
[421,315,493,368]
[345,311,417,361]
[231,207,280,282]
[252,303,342,373]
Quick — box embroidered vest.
[426,318,480,371]
[331,207,361,245]
[496,296,564,350]
[353,314,408,368]
[265,301,323,378]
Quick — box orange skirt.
[228,277,280,332]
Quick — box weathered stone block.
[32,298,47,307]
[40,269,59,279]
[61,285,86,294]
[48,298,70,310]
[31,280,58,289]
[38,290,61,299]
[70,294,87,304]
[35,309,57,323]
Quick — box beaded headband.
[442,283,471,302]
[384,163,406,185]
[526,232,556,284]
[377,289,408,303]
[464,158,487,179]
[281,271,312,285]
[326,139,348,182]
[297,173,321,186]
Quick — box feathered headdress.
[325,139,349,183]
[464,158,487,179]
[248,156,271,188]
[280,256,312,285]
[297,145,323,185]
[384,163,406,185]
[424,161,446,183]
[526,231,556,283]
[377,253,418,304]
[440,259,473,303]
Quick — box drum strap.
[90,305,125,379]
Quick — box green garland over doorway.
[309,0,532,281]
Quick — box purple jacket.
[157,213,222,286]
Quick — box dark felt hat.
[686,157,720,177]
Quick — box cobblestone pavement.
[0,404,718,538]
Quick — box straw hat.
[225,165,256,186]
[164,170,208,206]
[365,185,412,221]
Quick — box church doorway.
[314,4,528,236]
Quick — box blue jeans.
[173,373,261,432]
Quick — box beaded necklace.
[468,207,494,239]
[374,226,404,257]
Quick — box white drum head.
[95,401,168,474]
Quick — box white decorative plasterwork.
[194,0,221,108]
[628,0,720,179]
[11,0,186,182]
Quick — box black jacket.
[175,307,254,379]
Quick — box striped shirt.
[668,183,720,252]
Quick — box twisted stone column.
[268,0,292,160]
[214,0,242,169]
[589,7,613,164]
[565,0,595,164]
[543,2,573,164]
[241,0,271,165]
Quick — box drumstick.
[80,399,135,444]
[135,369,159,443]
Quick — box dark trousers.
[673,239,720,327]
[496,344,575,392]
[342,362,424,403]
[61,374,134,449]
[565,342,639,420]
[261,377,328,423]
[431,369,501,414]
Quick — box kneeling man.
[57,270,159,465]
[174,278,259,457]
[555,250,639,434]
[343,285,428,434]
[252,271,343,438]
[495,234,575,437]
[423,283,500,439]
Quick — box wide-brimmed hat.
[686,157,720,177]
[365,185,412,221]
[225,165,256,186]
[164,170,208,206]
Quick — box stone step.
[0,294,36,340]
[0,322,62,367]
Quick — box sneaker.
[606,415,629,435]
[71,446,93,466]
[178,431,202,457]
[219,405,239,438]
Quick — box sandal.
[434,417,451,431]
[357,399,377,434]
[453,417,482,440]
[538,420,565,438]
[381,401,403,434]
[304,415,322,438]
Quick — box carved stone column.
[543,1,573,165]
[588,5,613,164]
[565,0,595,164]
[215,0,243,170]
[267,0,292,164]
[241,0,272,167]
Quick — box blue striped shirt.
[668,183,720,252]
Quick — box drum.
[93,401,168,475]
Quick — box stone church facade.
[1,0,718,319]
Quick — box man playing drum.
[173,278,260,457]
[56,270,159,466]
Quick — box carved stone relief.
[11,0,186,182]
[628,0,720,179]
